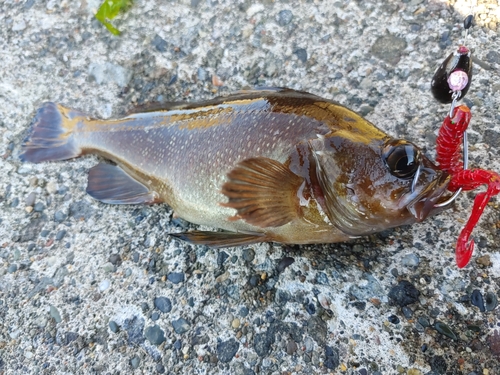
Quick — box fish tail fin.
[19,102,86,163]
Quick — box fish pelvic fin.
[20,102,85,163]
[169,230,266,248]
[87,162,161,205]
[220,157,303,228]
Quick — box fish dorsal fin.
[220,157,303,228]
[125,101,194,115]
[169,230,266,248]
[125,88,291,114]
[86,163,160,205]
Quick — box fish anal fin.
[87,163,160,205]
[169,230,266,248]
[220,157,303,228]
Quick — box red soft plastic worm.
[436,105,471,180]
[436,105,500,267]
[451,170,500,267]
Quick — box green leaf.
[95,0,133,36]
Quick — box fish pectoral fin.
[86,162,161,205]
[220,157,303,228]
[169,230,266,248]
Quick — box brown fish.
[20,88,451,247]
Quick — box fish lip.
[407,171,451,222]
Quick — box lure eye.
[383,141,421,179]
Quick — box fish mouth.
[407,170,451,222]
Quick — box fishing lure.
[432,14,500,268]
[436,106,500,268]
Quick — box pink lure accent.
[447,70,469,92]
[436,105,500,268]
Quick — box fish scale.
[77,98,330,225]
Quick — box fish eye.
[383,141,421,179]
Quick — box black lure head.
[431,46,473,104]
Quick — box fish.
[20,88,451,247]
